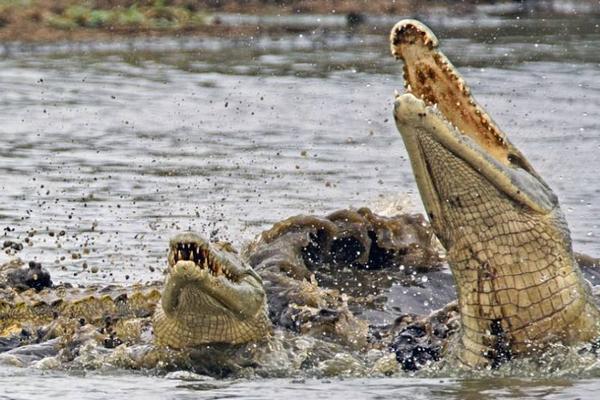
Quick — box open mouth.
[389,20,556,214]
[169,237,235,281]
[389,19,513,164]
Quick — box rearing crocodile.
[389,19,600,367]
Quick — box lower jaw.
[153,306,265,347]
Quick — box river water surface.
[1,9,600,399]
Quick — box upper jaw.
[390,19,439,54]
[164,232,265,316]
[389,19,510,164]
[168,233,242,281]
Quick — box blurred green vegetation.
[4,0,586,39]
[0,0,210,31]
[50,2,208,30]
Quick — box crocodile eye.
[507,153,532,172]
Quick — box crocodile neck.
[422,133,598,367]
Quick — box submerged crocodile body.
[390,19,600,367]
[245,207,447,350]
[0,234,272,355]
[0,207,446,375]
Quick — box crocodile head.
[389,19,558,241]
[153,232,271,348]
[390,20,600,367]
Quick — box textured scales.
[0,280,160,339]
[245,207,443,350]
[1,233,271,351]
[152,233,271,348]
[390,19,600,367]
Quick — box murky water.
[1,8,600,399]
[2,367,600,400]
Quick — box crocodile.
[153,232,271,348]
[0,233,272,352]
[389,19,600,368]
[0,208,448,374]
[3,21,598,373]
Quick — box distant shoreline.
[0,0,596,44]
[0,0,423,43]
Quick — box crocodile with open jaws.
[0,233,274,362]
[0,208,446,375]
[389,19,600,368]
[153,233,271,348]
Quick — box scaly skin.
[1,213,439,355]
[245,207,444,350]
[152,232,271,347]
[0,234,271,351]
[0,218,444,375]
[0,265,160,343]
[389,19,600,367]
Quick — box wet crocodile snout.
[393,93,426,124]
